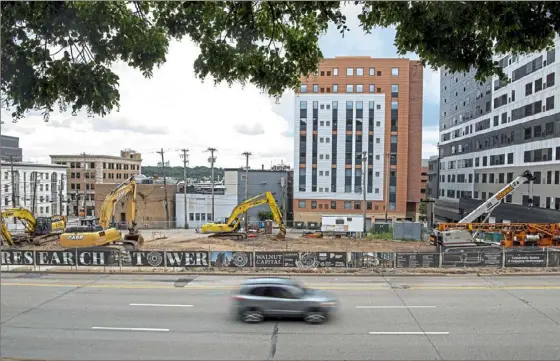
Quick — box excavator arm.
[201,191,286,240]
[98,176,138,230]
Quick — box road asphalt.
[1,273,560,360]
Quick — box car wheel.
[242,309,264,323]
[304,309,327,324]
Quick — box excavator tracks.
[208,232,248,241]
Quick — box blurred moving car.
[231,277,338,324]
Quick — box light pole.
[361,151,368,234]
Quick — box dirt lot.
[15,231,435,252]
[141,233,435,252]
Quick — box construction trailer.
[321,215,364,235]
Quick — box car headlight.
[320,301,337,307]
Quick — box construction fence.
[2,247,559,269]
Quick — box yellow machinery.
[59,176,144,250]
[201,191,286,240]
[437,222,560,248]
[0,208,66,246]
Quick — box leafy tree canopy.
[2,1,559,122]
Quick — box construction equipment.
[303,231,324,238]
[433,170,544,247]
[437,222,560,248]
[201,192,286,240]
[0,208,67,246]
[59,176,144,250]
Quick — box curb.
[2,269,559,277]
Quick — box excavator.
[59,176,144,250]
[0,208,66,246]
[201,191,286,240]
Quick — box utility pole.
[157,148,170,228]
[362,151,368,234]
[180,149,189,229]
[81,152,87,216]
[207,147,217,221]
[9,155,15,206]
[31,172,38,215]
[241,151,251,231]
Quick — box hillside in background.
[141,166,225,180]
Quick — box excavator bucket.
[276,226,286,241]
[123,233,144,249]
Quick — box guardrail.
[2,247,559,269]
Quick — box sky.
[0,4,440,169]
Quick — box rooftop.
[50,154,142,161]
[0,162,67,169]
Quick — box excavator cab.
[33,217,54,236]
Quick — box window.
[346,84,353,93]
[313,84,319,93]
[333,68,338,76]
[546,96,554,111]
[391,84,399,98]
[344,201,351,209]
[300,84,307,93]
[356,84,363,93]
[333,84,338,93]
[525,82,532,96]
[507,153,514,164]
[535,78,543,92]
[392,68,399,76]
[357,68,364,76]
[369,84,374,93]
[311,201,317,209]
[331,201,336,209]
[346,68,354,76]
[547,72,555,87]
[369,67,375,76]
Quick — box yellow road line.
[2,282,560,291]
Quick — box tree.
[3,1,559,122]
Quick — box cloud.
[234,123,265,136]
[1,3,441,169]
[422,125,439,159]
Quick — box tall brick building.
[293,57,423,226]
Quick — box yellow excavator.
[0,208,66,246]
[201,191,286,240]
[59,176,144,250]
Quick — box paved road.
[1,274,560,360]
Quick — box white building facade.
[175,193,238,229]
[294,94,386,201]
[1,162,68,217]
[438,36,560,211]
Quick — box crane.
[201,191,286,240]
[0,208,66,246]
[59,176,144,250]
[434,170,538,247]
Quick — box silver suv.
[231,277,338,324]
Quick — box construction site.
[1,170,559,253]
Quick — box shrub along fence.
[2,247,559,270]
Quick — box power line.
[156,148,170,228]
[180,148,189,229]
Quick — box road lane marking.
[2,282,560,291]
[357,306,436,309]
[92,327,169,332]
[369,331,449,335]
[130,303,193,307]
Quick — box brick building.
[94,183,177,229]
[293,57,424,226]
[50,149,142,216]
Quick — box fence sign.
[349,252,395,268]
[1,250,35,266]
[396,253,439,268]
[211,251,253,267]
[254,252,298,267]
[442,249,502,268]
[504,252,547,267]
